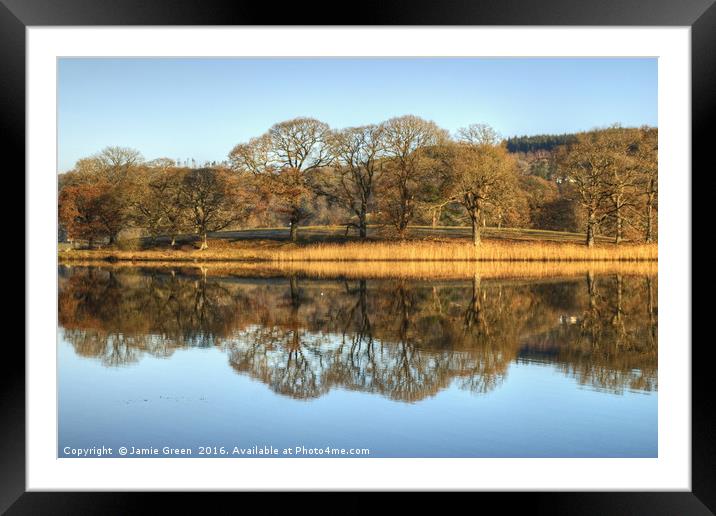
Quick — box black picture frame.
[4,0,713,512]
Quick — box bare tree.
[313,124,385,238]
[128,164,189,246]
[229,118,331,241]
[379,115,448,238]
[72,156,105,179]
[636,127,658,242]
[558,128,647,246]
[95,146,144,185]
[228,134,272,175]
[557,132,613,247]
[177,168,247,250]
[447,124,518,246]
[457,123,500,146]
[600,128,642,244]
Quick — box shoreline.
[58,239,658,264]
[58,260,657,281]
[58,256,658,263]
[58,244,657,280]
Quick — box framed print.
[5,0,714,512]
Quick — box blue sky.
[58,58,657,172]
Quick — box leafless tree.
[557,132,613,246]
[95,146,144,185]
[312,124,385,238]
[229,118,331,241]
[128,164,189,246]
[379,115,447,238]
[636,127,658,242]
[446,124,519,246]
[558,128,647,246]
[177,168,247,250]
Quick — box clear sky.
[58,57,657,172]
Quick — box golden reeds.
[59,239,657,264]
[268,240,657,262]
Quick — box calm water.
[58,265,657,458]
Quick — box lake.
[58,264,657,458]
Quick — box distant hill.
[505,133,577,154]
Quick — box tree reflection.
[521,272,658,393]
[59,265,658,399]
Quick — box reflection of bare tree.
[611,274,626,344]
[225,273,335,399]
[456,275,513,393]
[64,330,142,366]
[330,280,380,392]
[534,273,659,393]
[227,326,330,399]
[59,267,240,361]
[59,266,658,400]
[646,276,657,346]
[579,270,603,345]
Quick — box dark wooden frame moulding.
[3,0,713,513]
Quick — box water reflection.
[59,266,657,401]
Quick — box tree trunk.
[170,235,176,248]
[289,219,298,242]
[472,220,481,247]
[614,199,623,245]
[586,210,596,247]
[645,190,654,243]
[470,206,482,247]
[397,195,410,240]
[359,224,367,239]
[432,205,442,229]
[396,220,408,240]
[358,206,367,239]
[199,232,208,250]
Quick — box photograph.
[56,56,659,459]
[2,0,710,506]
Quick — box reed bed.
[61,259,657,281]
[60,239,657,264]
[268,240,657,262]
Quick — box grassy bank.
[59,236,657,264]
[206,225,624,245]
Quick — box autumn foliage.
[58,120,658,251]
